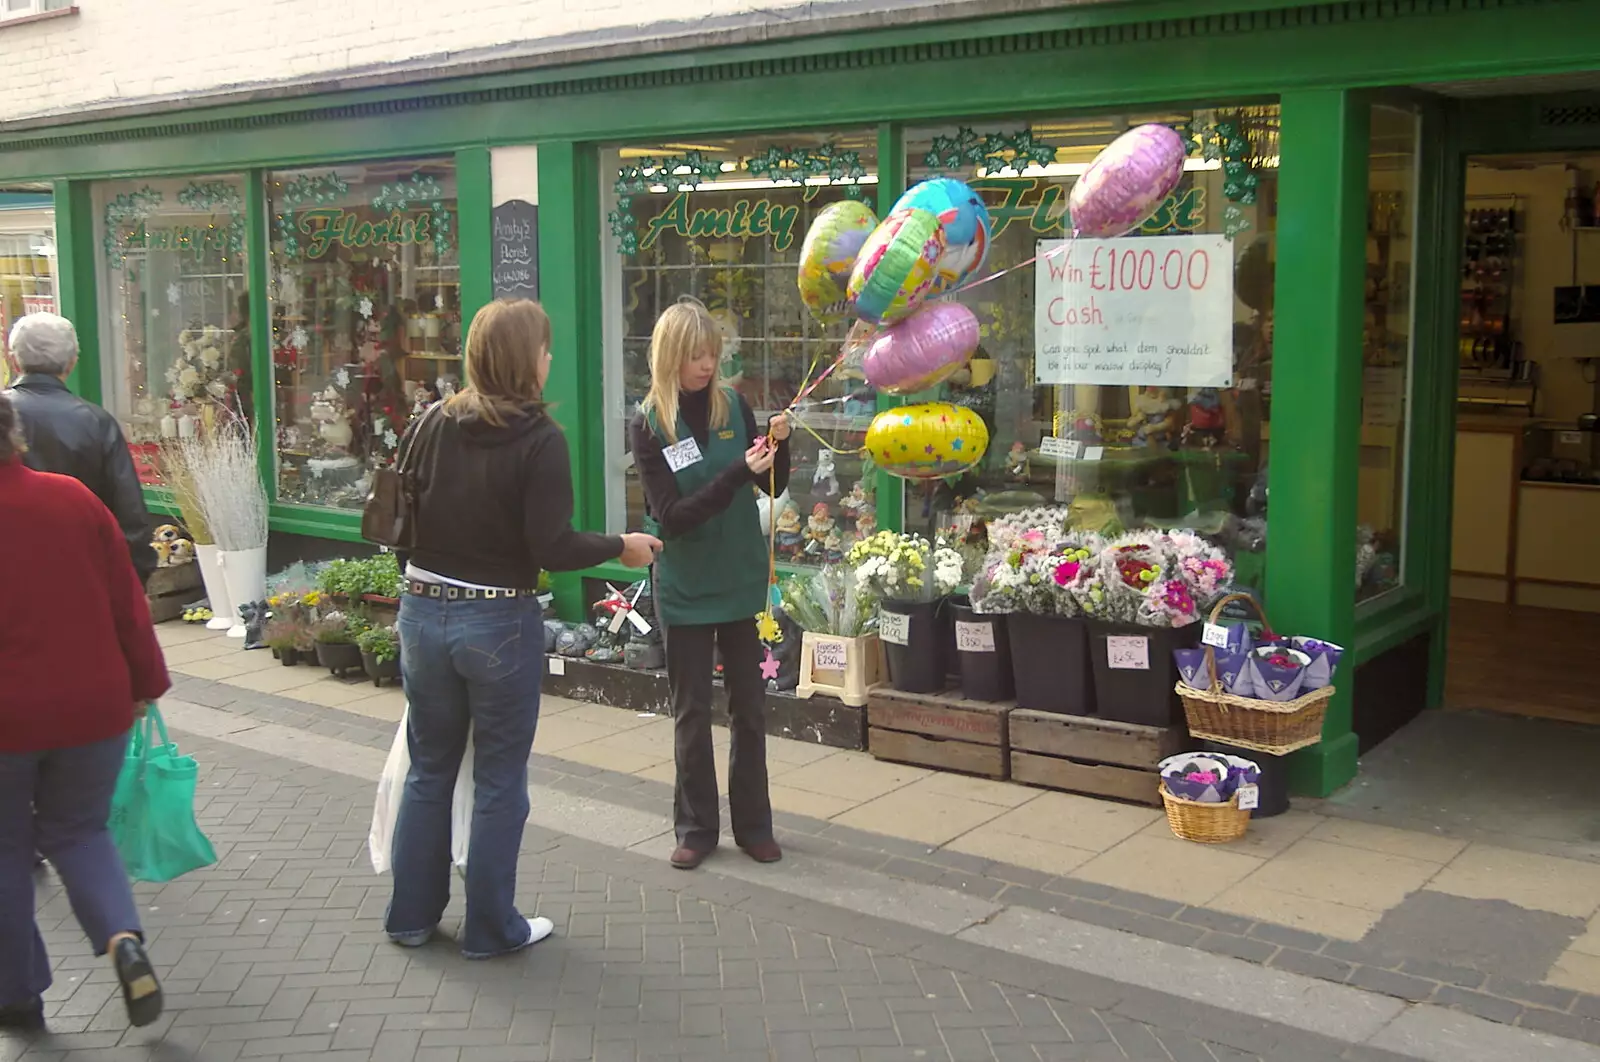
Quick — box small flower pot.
[1006,612,1095,715]
[277,648,300,667]
[879,598,950,694]
[315,640,365,679]
[361,650,401,687]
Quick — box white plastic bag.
[369,705,474,874]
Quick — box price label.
[548,656,566,676]
[1202,623,1231,649]
[1083,445,1105,462]
[1236,784,1260,811]
[955,620,996,653]
[662,437,703,472]
[1039,436,1083,460]
[813,640,848,671]
[878,610,911,646]
[1105,635,1150,670]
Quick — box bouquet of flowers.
[971,515,1103,617]
[167,326,240,405]
[847,531,962,605]
[1159,753,1260,803]
[1076,530,1233,628]
[777,565,876,638]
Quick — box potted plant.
[781,565,882,707]
[848,531,962,694]
[1077,530,1232,727]
[319,554,404,625]
[357,623,401,687]
[312,609,366,678]
[263,616,304,665]
[971,509,1103,714]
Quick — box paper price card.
[878,611,911,646]
[662,437,703,472]
[1105,635,1150,670]
[1202,623,1231,649]
[548,656,566,676]
[1038,436,1082,460]
[813,640,848,671]
[955,621,996,653]
[1236,784,1260,811]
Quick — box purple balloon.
[1069,125,1188,239]
[862,302,980,395]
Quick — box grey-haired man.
[4,313,155,586]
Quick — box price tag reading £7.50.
[878,610,911,646]
[812,640,848,672]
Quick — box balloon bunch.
[788,123,1190,482]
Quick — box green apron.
[645,390,771,627]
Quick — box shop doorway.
[1446,150,1600,728]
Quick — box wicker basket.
[1159,784,1251,844]
[1175,593,1334,755]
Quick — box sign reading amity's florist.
[1033,234,1234,388]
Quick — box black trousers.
[664,618,773,851]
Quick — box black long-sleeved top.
[630,388,790,537]
[405,403,622,587]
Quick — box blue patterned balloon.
[892,178,992,295]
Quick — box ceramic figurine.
[839,479,876,527]
[812,449,839,497]
[854,511,877,541]
[1128,386,1181,449]
[774,500,804,559]
[823,527,844,564]
[310,386,353,451]
[1183,387,1227,449]
[1006,440,1030,482]
[803,503,836,557]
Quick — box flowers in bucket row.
[1176,629,1344,702]
[846,530,964,605]
[971,512,1233,629]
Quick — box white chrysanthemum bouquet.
[847,530,963,605]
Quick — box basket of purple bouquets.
[1157,752,1261,843]
[1170,593,1341,755]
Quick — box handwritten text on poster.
[1034,234,1234,388]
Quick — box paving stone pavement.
[6,733,1429,1062]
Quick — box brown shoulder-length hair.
[445,299,551,427]
[0,390,23,463]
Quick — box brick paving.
[5,731,1425,1062]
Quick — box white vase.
[216,546,267,639]
[193,544,234,631]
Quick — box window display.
[895,109,1280,593]
[92,176,251,485]
[0,205,56,389]
[1358,105,1421,602]
[601,132,880,563]
[267,161,459,509]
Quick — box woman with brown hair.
[386,299,660,960]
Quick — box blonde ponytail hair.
[640,297,729,445]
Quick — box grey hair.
[10,312,79,375]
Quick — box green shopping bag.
[109,704,217,883]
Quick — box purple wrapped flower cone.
[1247,648,1309,702]
[1214,651,1254,697]
[1291,637,1345,690]
[1173,647,1211,690]
[1159,755,1231,803]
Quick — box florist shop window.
[267,160,459,510]
[92,176,252,485]
[601,131,881,566]
[0,209,58,390]
[899,108,1279,595]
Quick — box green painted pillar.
[538,142,603,621]
[52,180,101,403]
[873,122,905,534]
[1266,90,1369,797]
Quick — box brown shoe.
[741,840,783,864]
[670,846,711,870]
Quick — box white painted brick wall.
[0,0,869,124]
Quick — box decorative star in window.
[358,297,373,320]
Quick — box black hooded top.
[404,403,622,588]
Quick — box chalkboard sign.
[491,199,538,301]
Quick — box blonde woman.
[630,298,790,870]
[387,299,660,958]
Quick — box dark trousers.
[0,733,144,1007]
[665,619,773,851]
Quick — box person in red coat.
[0,392,170,1032]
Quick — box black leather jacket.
[7,374,156,585]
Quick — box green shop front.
[7,0,1600,799]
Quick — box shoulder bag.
[361,401,443,548]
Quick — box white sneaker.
[521,917,554,951]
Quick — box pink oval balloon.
[1069,124,1187,239]
[862,302,980,395]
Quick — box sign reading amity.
[638,192,801,252]
[1033,234,1234,388]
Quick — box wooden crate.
[146,562,203,623]
[866,687,1010,779]
[1008,709,1184,807]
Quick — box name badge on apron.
[662,437,704,473]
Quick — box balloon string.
[945,239,1073,298]
[787,407,869,456]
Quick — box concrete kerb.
[156,685,1600,1062]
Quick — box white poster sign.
[1034,234,1235,388]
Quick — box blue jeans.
[387,592,545,958]
[0,733,143,1007]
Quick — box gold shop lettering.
[638,192,801,252]
[296,208,433,259]
[973,178,1206,238]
